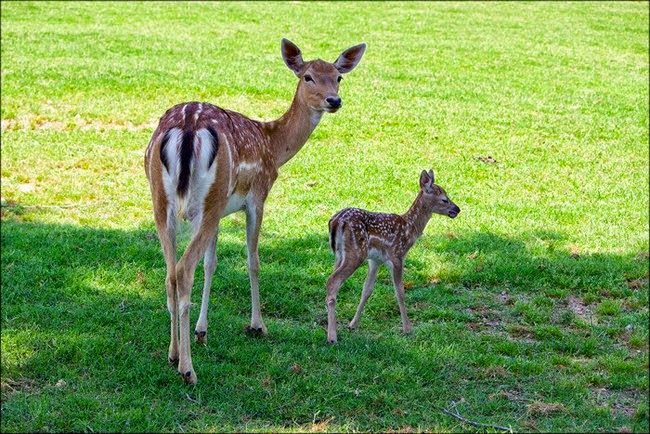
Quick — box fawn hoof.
[168,357,179,367]
[179,369,197,385]
[348,322,358,330]
[195,330,207,344]
[245,325,267,337]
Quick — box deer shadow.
[1,218,647,430]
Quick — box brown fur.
[145,39,366,384]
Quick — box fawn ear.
[419,170,432,190]
[281,38,305,76]
[428,169,435,184]
[334,43,366,74]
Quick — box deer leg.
[326,260,361,343]
[245,203,267,335]
[334,250,343,270]
[388,260,412,334]
[194,230,217,344]
[155,207,179,366]
[349,259,379,330]
[189,212,217,344]
[175,217,220,385]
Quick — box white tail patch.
[161,128,183,205]
[184,129,218,219]
[160,128,218,220]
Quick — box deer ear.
[281,38,304,76]
[334,43,366,74]
[428,169,435,184]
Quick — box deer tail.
[329,214,347,254]
[176,129,195,198]
[329,216,338,253]
[328,217,337,253]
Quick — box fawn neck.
[262,85,323,167]
[403,191,435,240]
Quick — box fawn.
[145,39,366,383]
[326,169,460,343]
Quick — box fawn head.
[281,38,366,113]
[419,169,461,218]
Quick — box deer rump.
[159,127,220,215]
[328,210,370,256]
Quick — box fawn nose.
[326,97,342,109]
[448,205,461,218]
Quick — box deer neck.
[263,86,323,167]
[403,191,434,240]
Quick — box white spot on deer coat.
[194,103,203,122]
[237,161,261,172]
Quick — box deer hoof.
[245,325,267,337]
[195,330,207,344]
[348,322,358,330]
[179,369,197,385]
[168,357,179,367]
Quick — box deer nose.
[448,205,461,218]
[326,97,342,109]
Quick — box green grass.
[1,1,648,432]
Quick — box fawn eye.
[304,74,314,83]
[337,76,343,83]
[442,198,449,204]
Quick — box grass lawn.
[1,1,649,432]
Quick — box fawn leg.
[388,260,412,334]
[349,259,379,330]
[326,261,360,343]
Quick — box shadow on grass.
[429,230,648,295]
[1,218,648,431]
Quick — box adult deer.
[144,39,366,384]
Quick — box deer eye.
[442,198,449,204]
[337,76,343,83]
[304,74,314,83]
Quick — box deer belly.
[368,248,387,263]
[222,193,246,216]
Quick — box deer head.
[419,169,461,218]
[281,38,366,113]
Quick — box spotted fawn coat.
[326,169,460,343]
